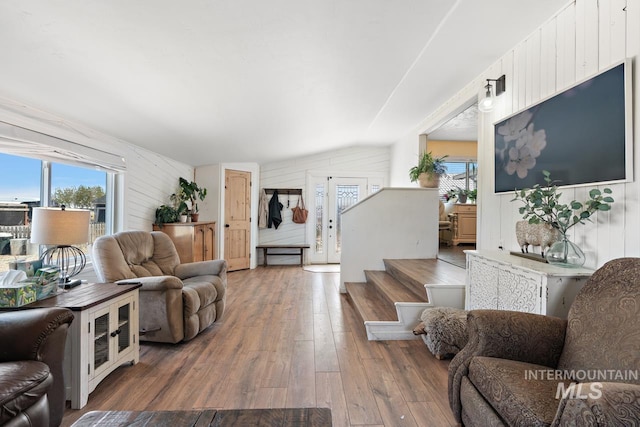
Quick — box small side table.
[11,282,141,409]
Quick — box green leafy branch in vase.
[511,170,614,237]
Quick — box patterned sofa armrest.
[553,382,640,426]
[448,309,567,422]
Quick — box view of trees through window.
[0,153,108,273]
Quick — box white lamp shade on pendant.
[31,207,91,245]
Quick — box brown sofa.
[93,231,227,344]
[449,257,640,426]
[0,307,74,427]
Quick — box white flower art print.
[497,113,547,179]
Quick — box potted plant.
[448,187,468,203]
[409,152,448,188]
[468,189,477,203]
[177,177,207,222]
[154,204,179,228]
[169,192,189,222]
[511,170,614,266]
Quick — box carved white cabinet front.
[465,250,593,318]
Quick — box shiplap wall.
[259,146,390,264]
[121,143,193,231]
[392,0,639,269]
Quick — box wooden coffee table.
[72,408,332,426]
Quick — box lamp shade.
[31,207,90,245]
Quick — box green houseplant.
[409,152,448,188]
[447,187,473,203]
[169,192,189,222]
[177,177,207,222]
[154,204,179,228]
[512,170,614,266]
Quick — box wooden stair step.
[364,270,426,303]
[345,282,398,322]
[383,259,466,295]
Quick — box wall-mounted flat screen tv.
[494,60,633,193]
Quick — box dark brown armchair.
[449,257,640,426]
[0,307,74,427]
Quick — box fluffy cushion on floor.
[420,307,468,359]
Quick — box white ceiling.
[0,1,564,166]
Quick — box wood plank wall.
[259,146,390,264]
[122,143,193,231]
[410,0,639,269]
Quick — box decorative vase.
[191,213,200,223]
[179,214,188,223]
[545,235,586,267]
[418,173,439,188]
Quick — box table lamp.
[31,205,91,288]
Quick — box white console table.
[465,250,593,318]
[22,282,141,408]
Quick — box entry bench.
[256,244,310,266]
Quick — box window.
[440,161,477,200]
[0,152,110,273]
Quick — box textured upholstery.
[419,307,468,359]
[449,257,640,426]
[92,231,227,344]
[0,307,74,427]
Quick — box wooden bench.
[256,244,310,266]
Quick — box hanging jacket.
[268,190,283,229]
[258,189,268,229]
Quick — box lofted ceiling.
[0,1,564,166]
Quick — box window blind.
[0,121,126,173]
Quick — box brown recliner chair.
[0,307,74,427]
[92,231,227,344]
[449,257,640,426]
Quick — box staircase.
[345,259,465,340]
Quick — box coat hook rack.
[264,188,302,196]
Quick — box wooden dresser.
[450,203,476,245]
[153,221,216,263]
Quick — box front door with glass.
[308,176,373,264]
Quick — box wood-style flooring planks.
[61,264,458,427]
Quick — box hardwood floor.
[61,264,459,427]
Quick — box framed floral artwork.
[493,60,633,193]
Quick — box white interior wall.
[194,163,221,256]
[260,146,390,264]
[390,0,640,269]
[340,188,439,291]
